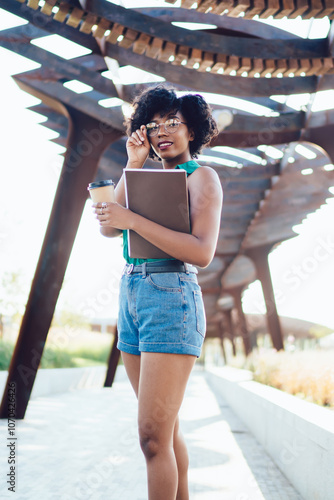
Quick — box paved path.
[0,366,303,500]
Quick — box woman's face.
[146,110,194,167]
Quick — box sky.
[0,4,334,330]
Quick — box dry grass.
[244,349,334,409]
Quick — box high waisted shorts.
[117,268,206,357]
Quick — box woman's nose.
[157,123,168,135]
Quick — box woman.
[93,85,223,500]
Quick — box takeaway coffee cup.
[88,179,115,203]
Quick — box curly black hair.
[126,84,218,161]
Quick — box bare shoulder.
[189,165,221,184]
[188,165,223,201]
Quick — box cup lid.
[88,179,115,190]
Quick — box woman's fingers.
[92,202,111,218]
[128,127,148,146]
[129,129,144,146]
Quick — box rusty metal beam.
[245,246,284,351]
[103,41,333,98]
[104,327,120,387]
[0,105,122,419]
[0,0,100,52]
[78,0,327,59]
[134,7,301,40]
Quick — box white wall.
[0,366,107,400]
[205,366,334,500]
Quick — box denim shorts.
[117,269,206,357]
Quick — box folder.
[124,169,190,259]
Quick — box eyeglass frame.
[145,118,188,137]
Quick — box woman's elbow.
[192,247,214,268]
[100,227,122,238]
[196,256,213,269]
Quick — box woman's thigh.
[121,351,141,397]
[138,352,196,443]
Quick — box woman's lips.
[158,141,173,150]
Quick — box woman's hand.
[93,202,135,230]
[126,125,151,167]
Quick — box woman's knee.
[138,419,170,460]
[139,433,160,460]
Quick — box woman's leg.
[138,352,196,500]
[121,351,141,396]
[121,351,193,500]
[173,416,189,500]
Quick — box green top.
[122,160,201,265]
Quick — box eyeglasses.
[145,118,187,137]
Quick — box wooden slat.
[171,45,190,66]
[27,0,40,9]
[198,51,215,72]
[224,55,240,75]
[145,38,164,59]
[212,1,235,15]
[294,58,311,76]
[66,7,84,29]
[181,0,198,7]
[132,33,151,55]
[185,48,202,69]
[315,0,334,17]
[40,0,57,16]
[259,0,280,18]
[271,59,288,77]
[158,41,177,63]
[228,0,251,17]
[236,57,252,76]
[197,0,216,13]
[53,2,70,23]
[305,58,321,75]
[289,0,309,18]
[93,18,111,39]
[311,58,326,76]
[283,58,300,76]
[248,58,264,77]
[304,0,324,18]
[210,53,228,73]
[260,59,276,76]
[322,57,334,74]
[79,12,98,34]
[105,23,125,44]
[244,0,266,18]
[118,28,139,49]
[275,0,295,18]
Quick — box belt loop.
[184,262,190,274]
[126,263,134,275]
[142,262,147,277]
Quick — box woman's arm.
[97,126,150,238]
[98,166,223,268]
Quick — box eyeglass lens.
[146,119,182,137]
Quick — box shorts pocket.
[193,290,206,337]
[147,272,181,292]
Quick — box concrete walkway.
[0,366,303,500]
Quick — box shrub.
[244,349,334,409]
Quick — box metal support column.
[246,245,284,351]
[0,106,122,418]
[104,325,120,387]
[229,287,251,356]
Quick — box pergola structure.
[1,0,334,418]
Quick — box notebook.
[124,168,190,259]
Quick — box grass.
[228,347,334,409]
[0,327,114,370]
